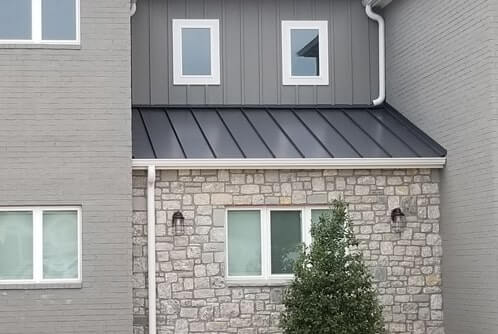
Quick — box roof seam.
[367,110,421,157]
[216,108,247,158]
[316,108,364,158]
[292,108,335,158]
[265,108,305,158]
[164,109,187,159]
[138,108,158,159]
[240,108,276,158]
[384,104,446,157]
[190,109,217,159]
[341,109,392,158]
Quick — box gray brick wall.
[0,0,132,333]
[133,169,443,334]
[383,0,498,333]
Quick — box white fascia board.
[132,158,446,170]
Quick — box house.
[2,0,491,333]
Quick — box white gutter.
[365,4,385,106]
[147,165,156,334]
[133,158,446,170]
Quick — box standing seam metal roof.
[132,104,446,160]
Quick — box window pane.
[182,28,211,75]
[291,29,319,76]
[227,211,261,276]
[311,209,329,224]
[0,212,33,280]
[0,0,31,40]
[43,211,78,279]
[270,211,302,274]
[42,0,77,40]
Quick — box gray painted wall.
[0,0,132,333]
[384,0,498,333]
[132,0,379,105]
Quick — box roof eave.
[132,157,447,170]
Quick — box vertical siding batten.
[168,0,187,104]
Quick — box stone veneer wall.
[132,169,444,334]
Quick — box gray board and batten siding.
[132,0,379,105]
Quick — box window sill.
[225,278,292,287]
[0,282,82,290]
[0,44,81,50]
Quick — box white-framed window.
[281,20,329,86]
[0,207,82,285]
[172,19,221,85]
[0,0,80,45]
[225,207,328,282]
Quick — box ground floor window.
[226,207,328,281]
[0,207,81,284]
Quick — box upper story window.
[281,20,329,86]
[172,19,220,85]
[0,0,80,44]
[0,207,81,285]
[226,207,328,282]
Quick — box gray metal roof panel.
[167,109,215,159]
[268,109,331,158]
[141,108,185,159]
[192,109,244,158]
[132,109,155,159]
[294,109,361,158]
[132,104,447,159]
[217,109,274,158]
[244,109,303,158]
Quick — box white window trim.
[0,0,80,45]
[172,19,221,85]
[281,20,329,86]
[225,206,328,283]
[0,206,82,285]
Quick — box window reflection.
[291,29,319,76]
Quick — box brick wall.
[0,0,132,333]
[133,168,443,334]
[383,0,498,332]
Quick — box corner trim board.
[132,158,447,170]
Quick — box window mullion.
[304,208,310,246]
[32,208,43,282]
[32,0,42,42]
[261,209,270,280]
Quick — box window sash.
[0,207,82,285]
[225,206,328,281]
[0,0,80,44]
[281,20,329,86]
[172,19,221,85]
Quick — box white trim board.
[172,19,221,85]
[132,158,446,170]
[281,20,329,86]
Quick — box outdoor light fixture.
[172,211,185,235]
[391,208,406,233]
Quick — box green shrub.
[281,199,385,334]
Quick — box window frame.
[0,206,82,285]
[281,20,329,86]
[225,206,328,283]
[0,0,80,45]
[172,19,221,85]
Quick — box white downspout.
[366,4,385,106]
[147,165,156,334]
[130,0,137,16]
